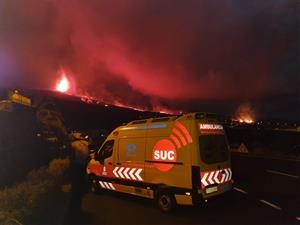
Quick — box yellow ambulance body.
[87,112,233,211]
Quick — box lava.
[56,76,70,93]
[53,69,177,115]
[238,117,254,124]
[234,103,255,124]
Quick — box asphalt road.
[231,153,300,221]
[67,154,300,225]
[74,187,298,225]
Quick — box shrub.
[47,158,70,178]
[0,158,70,224]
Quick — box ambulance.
[86,112,233,212]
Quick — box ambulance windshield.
[199,135,229,164]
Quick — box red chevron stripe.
[172,128,187,146]
[175,122,193,143]
[200,168,232,188]
[170,134,181,148]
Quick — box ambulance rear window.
[199,135,229,164]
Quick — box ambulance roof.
[115,112,219,130]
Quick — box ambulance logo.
[152,121,193,172]
[152,139,177,172]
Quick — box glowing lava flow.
[56,76,70,93]
[234,103,255,124]
[53,70,176,114]
[238,117,254,124]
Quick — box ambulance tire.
[156,189,176,213]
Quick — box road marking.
[266,169,299,179]
[260,199,282,210]
[233,187,248,194]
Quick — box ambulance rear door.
[195,114,232,196]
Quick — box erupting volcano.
[56,76,70,93]
[0,1,298,119]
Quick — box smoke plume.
[0,0,298,115]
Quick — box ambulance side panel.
[116,129,146,180]
[144,120,193,189]
[117,137,146,164]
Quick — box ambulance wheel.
[157,191,176,212]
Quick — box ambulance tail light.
[192,166,201,189]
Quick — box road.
[73,187,298,225]
[231,153,300,221]
[67,154,300,225]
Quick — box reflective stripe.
[103,182,111,189]
[113,167,143,181]
[99,181,106,188]
[108,183,116,190]
[118,167,125,178]
[201,168,232,187]
[120,124,167,131]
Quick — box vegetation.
[0,158,70,225]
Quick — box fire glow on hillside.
[53,68,177,114]
[234,103,255,124]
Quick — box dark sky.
[0,0,299,118]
